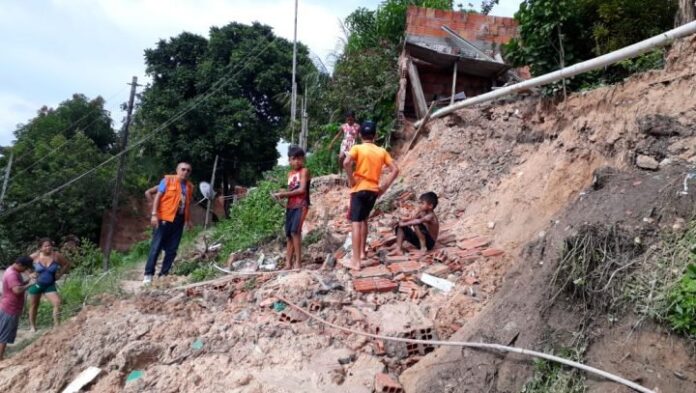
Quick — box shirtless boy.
[395,192,439,254]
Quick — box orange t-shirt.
[348,143,394,193]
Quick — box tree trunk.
[676,0,696,26]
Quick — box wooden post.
[103,76,138,271]
[407,59,428,118]
[450,61,458,105]
[0,151,13,210]
[405,102,436,153]
[290,0,298,143]
[204,155,219,234]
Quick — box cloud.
[0,93,41,146]
[52,0,347,63]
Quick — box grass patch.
[26,227,203,330]
[189,265,218,283]
[522,356,587,393]
[522,333,588,393]
[623,220,696,338]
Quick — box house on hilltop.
[397,6,529,119]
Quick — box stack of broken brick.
[347,221,505,295]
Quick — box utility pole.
[0,151,13,210]
[290,0,298,144]
[103,76,138,271]
[300,93,308,151]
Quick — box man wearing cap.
[0,256,35,360]
[143,162,194,284]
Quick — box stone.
[636,155,659,170]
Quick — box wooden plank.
[396,50,410,115]
[407,59,428,118]
[405,102,436,153]
[450,61,458,105]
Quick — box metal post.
[290,0,298,143]
[103,76,138,271]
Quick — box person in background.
[0,256,35,360]
[343,121,399,270]
[28,238,70,332]
[273,146,311,270]
[143,162,194,284]
[329,110,360,173]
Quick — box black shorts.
[285,207,307,238]
[397,224,435,250]
[349,191,378,222]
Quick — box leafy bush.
[666,264,696,337]
[306,123,341,176]
[62,239,104,275]
[213,167,285,256]
[190,265,217,282]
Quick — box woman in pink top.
[329,111,360,173]
[0,256,34,360]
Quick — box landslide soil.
[2,36,696,393]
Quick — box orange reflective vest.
[157,175,193,223]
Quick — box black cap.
[15,256,33,268]
[360,120,376,138]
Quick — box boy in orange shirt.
[343,121,399,270]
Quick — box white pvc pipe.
[279,297,657,393]
[416,21,696,127]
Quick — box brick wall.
[406,6,519,45]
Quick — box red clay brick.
[361,258,381,268]
[385,255,410,263]
[481,248,505,257]
[354,265,392,279]
[375,373,404,393]
[353,277,398,293]
[458,237,490,250]
[425,263,451,277]
[388,261,422,274]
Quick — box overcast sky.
[0,0,521,147]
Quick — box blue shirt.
[158,178,187,214]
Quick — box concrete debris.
[420,273,455,293]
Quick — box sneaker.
[143,275,153,284]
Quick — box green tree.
[134,22,317,188]
[13,94,115,153]
[0,96,116,263]
[504,0,678,90]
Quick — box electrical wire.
[6,85,130,173]
[0,37,279,220]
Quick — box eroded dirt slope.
[1,35,696,393]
